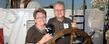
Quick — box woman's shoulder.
[27,25,37,32]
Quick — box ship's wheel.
[46,27,93,44]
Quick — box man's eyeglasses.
[54,9,64,12]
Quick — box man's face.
[54,4,64,18]
[35,12,46,25]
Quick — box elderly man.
[47,1,74,44]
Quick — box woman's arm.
[36,33,53,44]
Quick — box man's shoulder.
[49,17,56,20]
[64,17,72,21]
[48,17,56,21]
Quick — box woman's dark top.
[25,25,46,44]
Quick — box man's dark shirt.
[25,25,46,44]
[47,17,72,44]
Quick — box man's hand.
[71,20,76,28]
[37,33,53,44]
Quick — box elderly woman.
[25,8,53,44]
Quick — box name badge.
[63,23,69,29]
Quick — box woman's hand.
[37,33,53,44]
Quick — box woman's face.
[35,12,46,25]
